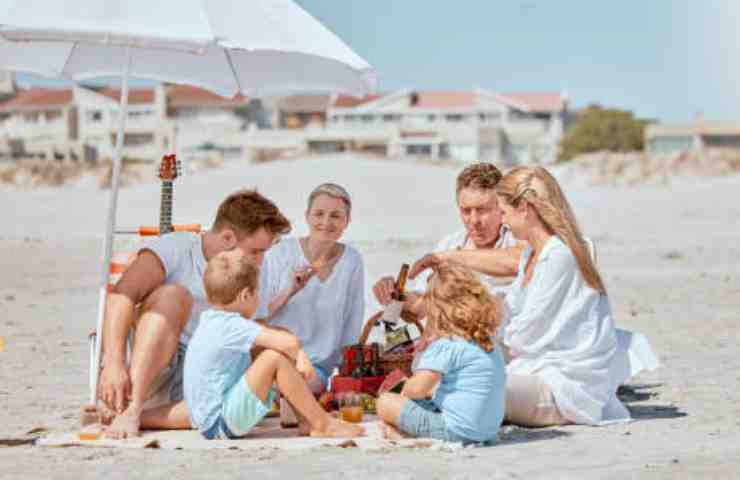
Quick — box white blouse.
[504,236,630,425]
[258,237,366,374]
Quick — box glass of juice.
[339,392,364,423]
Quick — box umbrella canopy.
[0,0,376,97]
[0,0,376,405]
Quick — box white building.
[0,83,249,162]
[646,121,740,154]
[325,89,568,165]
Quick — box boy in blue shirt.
[184,249,364,439]
[377,262,506,444]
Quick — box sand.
[1,154,739,479]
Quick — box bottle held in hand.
[381,263,410,328]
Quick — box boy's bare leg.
[140,401,191,430]
[105,285,191,439]
[245,350,364,438]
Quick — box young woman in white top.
[496,166,630,426]
[259,183,365,393]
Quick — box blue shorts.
[202,379,276,440]
[398,399,466,444]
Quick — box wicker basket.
[357,309,424,376]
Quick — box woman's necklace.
[300,237,342,279]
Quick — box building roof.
[166,84,248,108]
[276,94,331,113]
[333,90,567,112]
[646,121,740,138]
[495,92,566,113]
[98,88,155,104]
[0,84,251,112]
[332,94,382,108]
[0,88,74,111]
[411,91,477,108]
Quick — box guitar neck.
[159,180,173,234]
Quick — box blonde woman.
[258,183,364,393]
[496,166,629,427]
[377,262,506,445]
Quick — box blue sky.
[13,1,735,122]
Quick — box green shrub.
[559,105,652,162]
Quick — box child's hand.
[296,350,316,382]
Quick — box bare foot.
[310,418,365,438]
[103,408,141,439]
[79,404,114,428]
[297,418,311,436]
[380,421,407,440]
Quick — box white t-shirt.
[144,232,208,345]
[411,225,519,298]
[258,237,365,374]
[504,236,630,425]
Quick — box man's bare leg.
[245,350,364,438]
[105,285,191,439]
[140,401,191,430]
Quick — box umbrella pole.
[90,46,133,404]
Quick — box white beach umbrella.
[0,0,376,404]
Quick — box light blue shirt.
[415,338,506,443]
[183,309,264,433]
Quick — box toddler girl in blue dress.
[376,262,506,444]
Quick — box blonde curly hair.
[423,262,502,352]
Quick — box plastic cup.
[338,392,364,423]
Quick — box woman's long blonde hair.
[496,166,606,294]
[423,262,502,352]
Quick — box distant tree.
[234,99,271,129]
[558,104,652,162]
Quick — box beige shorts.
[142,342,187,410]
[505,374,569,427]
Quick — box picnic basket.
[356,309,424,376]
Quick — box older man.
[373,163,524,314]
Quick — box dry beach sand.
[1,154,739,479]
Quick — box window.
[479,112,501,122]
[128,109,154,119]
[45,110,62,121]
[23,112,40,123]
[445,114,463,122]
[382,114,400,123]
[406,144,432,155]
[361,114,375,123]
[113,133,155,146]
[703,135,740,148]
[427,114,437,122]
[86,110,103,122]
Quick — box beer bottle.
[351,347,365,378]
[381,263,410,331]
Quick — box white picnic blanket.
[36,416,461,452]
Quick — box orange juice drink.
[340,406,364,423]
